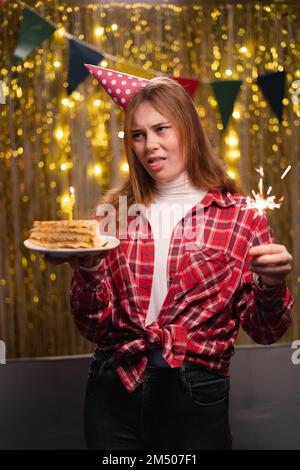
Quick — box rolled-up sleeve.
[70,262,113,343]
[234,213,293,344]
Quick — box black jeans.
[84,350,232,450]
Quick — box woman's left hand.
[249,243,293,287]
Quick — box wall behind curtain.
[0,0,299,357]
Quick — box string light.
[93,99,101,107]
[56,27,66,38]
[54,128,64,140]
[227,169,238,180]
[120,162,129,174]
[91,164,103,177]
[60,162,72,171]
[95,26,104,37]
[225,130,239,147]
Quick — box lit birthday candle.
[61,186,76,220]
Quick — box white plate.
[24,236,120,258]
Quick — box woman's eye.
[132,127,169,139]
[132,133,143,140]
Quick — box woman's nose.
[145,135,160,151]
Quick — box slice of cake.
[29,220,101,249]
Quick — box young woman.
[50,70,293,450]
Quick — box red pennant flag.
[171,76,200,99]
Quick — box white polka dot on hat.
[84,64,149,110]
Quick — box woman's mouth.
[147,157,166,170]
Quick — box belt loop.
[179,364,190,394]
[95,350,115,377]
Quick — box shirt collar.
[133,189,236,221]
[200,189,237,209]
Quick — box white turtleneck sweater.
[144,172,207,326]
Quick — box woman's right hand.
[44,252,109,270]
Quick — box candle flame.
[61,186,75,220]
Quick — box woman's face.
[130,101,186,183]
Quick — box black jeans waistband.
[94,348,225,378]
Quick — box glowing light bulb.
[60,162,68,171]
[121,162,129,174]
[227,169,237,179]
[225,131,239,147]
[56,27,66,38]
[55,128,63,140]
[232,111,241,119]
[95,27,104,37]
[92,164,103,176]
[227,150,240,161]
[53,61,61,68]
[225,69,233,77]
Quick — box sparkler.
[242,165,291,218]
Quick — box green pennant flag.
[210,80,242,130]
[13,7,56,64]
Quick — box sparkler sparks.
[243,165,291,218]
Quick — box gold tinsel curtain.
[0,0,299,357]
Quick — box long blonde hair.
[101,76,241,214]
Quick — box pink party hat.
[84,64,149,110]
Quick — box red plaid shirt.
[70,190,293,392]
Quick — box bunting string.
[8,0,292,129]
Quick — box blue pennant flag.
[67,38,104,95]
[257,71,286,122]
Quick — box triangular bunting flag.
[67,39,104,95]
[171,76,200,99]
[257,71,286,122]
[13,7,56,64]
[211,80,242,130]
